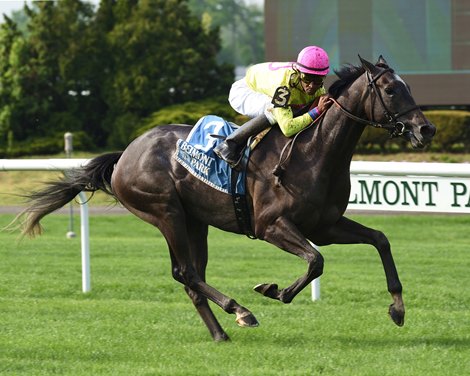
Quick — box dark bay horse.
[17,56,436,341]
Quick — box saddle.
[174,115,272,238]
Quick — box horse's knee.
[307,251,324,275]
[374,231,391,251]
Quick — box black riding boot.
[213,114,270,168]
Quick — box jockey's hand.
[317,94,332,114]
[309,97,320,110]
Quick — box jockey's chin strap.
[331,68,420,138]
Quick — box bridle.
[331,67,420,138]
[272,67,421,186]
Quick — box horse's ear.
[358,55,379,74]
[376,55,389,68]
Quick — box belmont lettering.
[179,141,213,166]
[178,140,214,177]
[450,182,470,207]
[350,179,438,207]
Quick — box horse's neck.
[307,77,370,170]
[304,105,366,172]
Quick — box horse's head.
[359,56,436,148]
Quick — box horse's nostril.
[421,123,436,138]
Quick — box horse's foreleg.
[256,216,324,303]
[315,216,405,326]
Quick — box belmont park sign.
[1,159,469,214]
[348,161,470,213]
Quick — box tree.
[0,0,234,151]
[0,0,103,145]
[0,16,21,149]
[188,0,265,66]
[102,0,233,147]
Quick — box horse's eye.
[385,87,394,95]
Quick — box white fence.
[1,159,469,297]
[1,159,91,292]
[348,161,470,214]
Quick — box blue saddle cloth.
[174,115,247,195]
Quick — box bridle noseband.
[332,67,420,138]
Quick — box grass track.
[1,214,469,375]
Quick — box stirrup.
[214,142,242,169]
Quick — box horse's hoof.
[235,311,259,327]
[389,303,405,326]
[253,283,279,299]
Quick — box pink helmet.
[294,46,329,75]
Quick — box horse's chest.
[287,179,349,226]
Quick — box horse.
[16,56,436,341]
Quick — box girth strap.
[230,145,256,239]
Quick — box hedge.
[356,110,470,153]
[2,99,469,157]
[423,110,470,152]
[0,131,95,158]
[133,95,248,139]
[137,102,470,154]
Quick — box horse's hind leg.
[154,205,259,335]
[181,219,229,341]
[315,216,405,326]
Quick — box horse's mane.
[328,64,365,98]
[328,61,395,98]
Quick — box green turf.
[1,214,469,375]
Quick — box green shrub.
[3,107,468,157]
[137,103,470,155]
[424,110,470,152]
[356,110,470,153]
[356,126,390,153]
[133,96,241,138]
[0,131,96,158]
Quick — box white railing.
[1,159,91,292]
[2,159,469,298]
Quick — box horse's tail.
[15,152,123,237]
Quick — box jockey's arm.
[267,94,331,137]
[269,108,314,137]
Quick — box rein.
[271,67,420,185]
[272,112,326,187]
[331,68,420,138]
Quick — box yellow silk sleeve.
[271,107,313,137]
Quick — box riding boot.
[214,114,271,168]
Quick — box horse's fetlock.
[279,292,293,304]
[388,282,403,295]
[222,298,238,313]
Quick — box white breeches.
[228,78,274,120]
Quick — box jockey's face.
[300,73,325,95]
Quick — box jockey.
[214,45,333,168]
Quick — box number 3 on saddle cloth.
[174,115,269,238]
